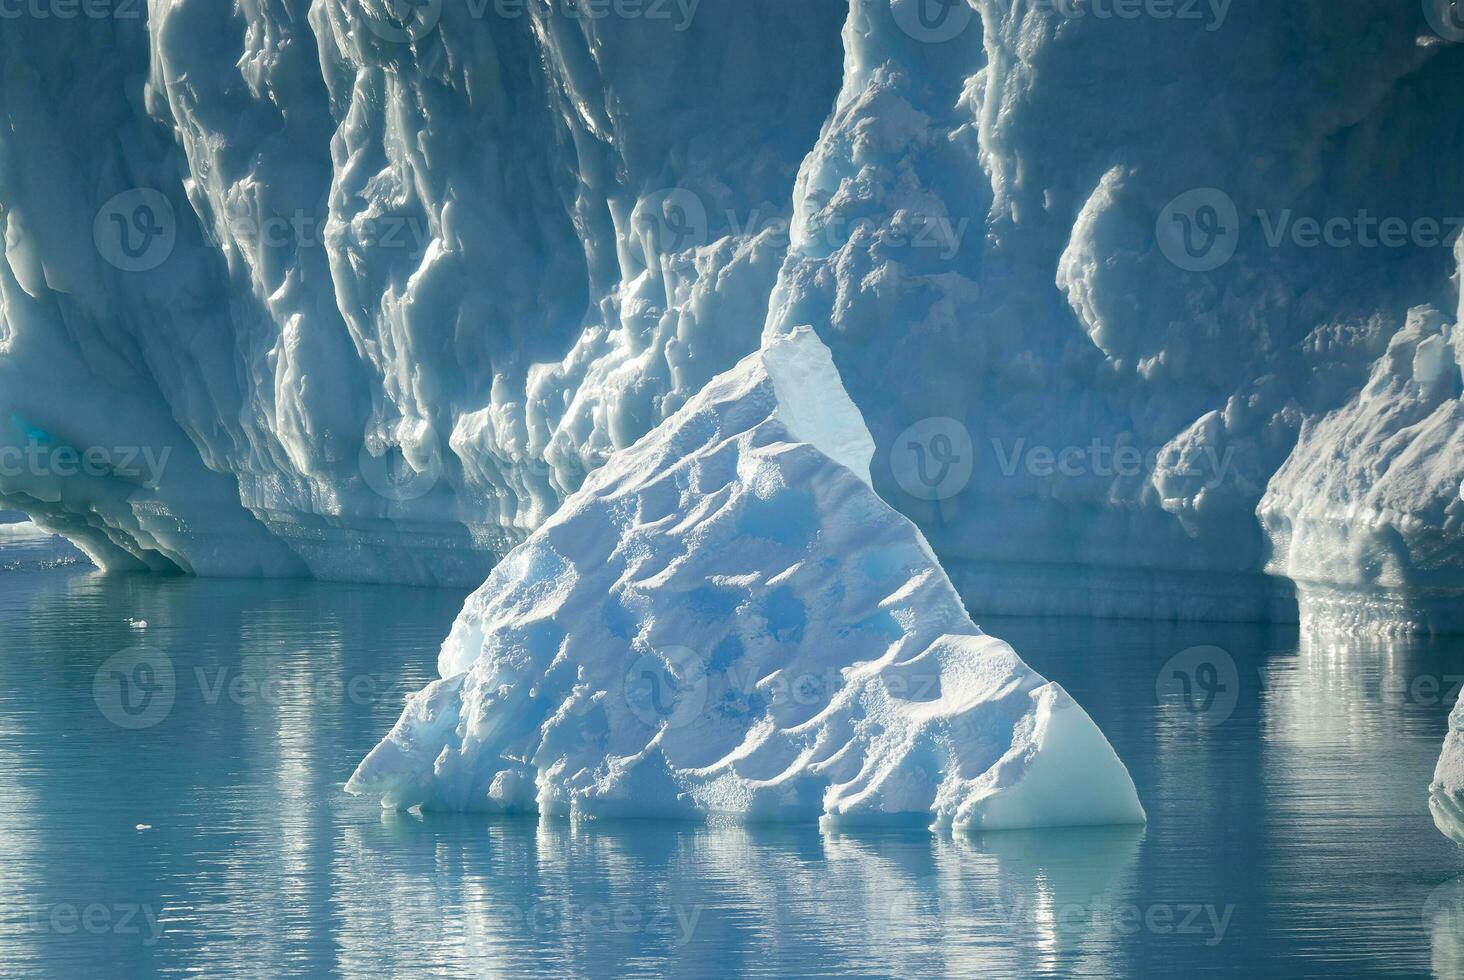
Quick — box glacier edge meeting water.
[0,1,1461,634]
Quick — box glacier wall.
[1,0,1462,630]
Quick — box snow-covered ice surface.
[1,2,1462,631]
[347,328,1145,830]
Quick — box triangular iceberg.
[348,328,1144,831]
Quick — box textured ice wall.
[1,1,1462,629]
[763,0,1464,627]
[0,0,846,581]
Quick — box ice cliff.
[347,327,1146,829]
[1,1,1462,631]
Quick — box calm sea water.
[1,559,1463,978]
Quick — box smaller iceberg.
[348,329,1145,831]
[1433,697,1464,845]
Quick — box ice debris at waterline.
[348,330,1145,832]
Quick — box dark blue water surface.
[2,560,1463,978]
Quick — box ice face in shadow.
[347,328,1144,831]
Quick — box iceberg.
[347,328,1145,831]
[1433,696,1464,845]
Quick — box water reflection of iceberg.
[328,815,1141,976]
